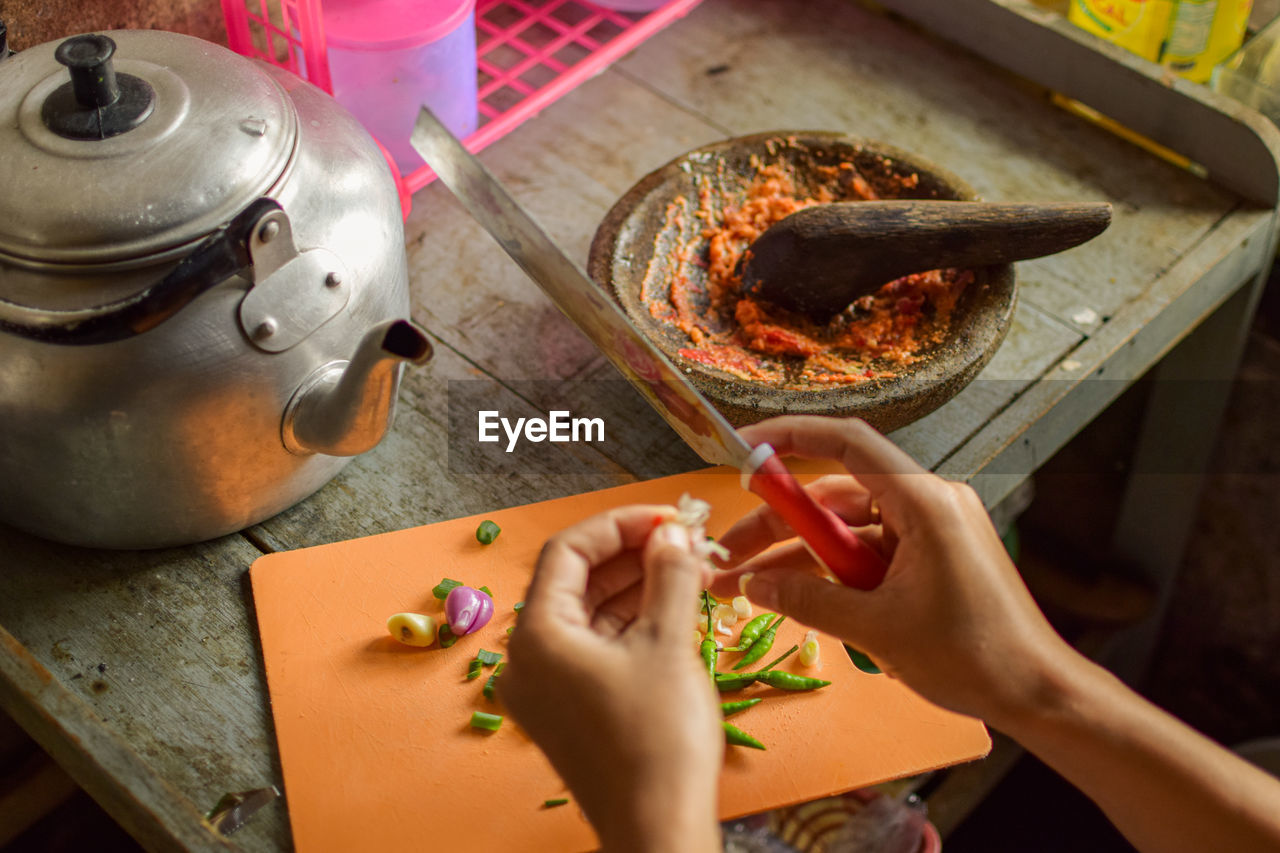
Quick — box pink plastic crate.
[221,0,703,217]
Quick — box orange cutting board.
[250,463,990,852]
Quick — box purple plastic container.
[322,0,478,172]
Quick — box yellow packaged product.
[1068,0,1177,61]
[1163,0,1253,82]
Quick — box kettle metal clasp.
[238,208,349,352]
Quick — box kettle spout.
[283,319,433,456]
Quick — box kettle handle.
[0,198,283,346]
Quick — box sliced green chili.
[476,649,503,666]
[720,698,762,718]
[714,672,759,692]
[728,612,775,652]
[722,721,766,750]
[432,578,463,600]
[470,711,503,731]
[438,623,459,649]
[845,644,882,674]
[479,585,493,597]
[759,644,799,672]
[732,616,785,670]
[483,662,506,701]
[755,670,830,691]
[476,520,501,545]
[506,626,515,634]
[513,601,525,612]
[543,798,570,808]
[466,659,483,680]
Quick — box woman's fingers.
[583,552,644,614]
[590,583,644,637]
[525,505,673,624]
[708,541,819,597]
[634,523,706,641]
[739,417,929,519]
[738,568,877,651]
[716,476,878,569]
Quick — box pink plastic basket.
[221,0,703,217]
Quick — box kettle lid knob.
[41,34,155,140]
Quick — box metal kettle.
[0,29,433,549]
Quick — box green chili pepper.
[470,711,503,731]
[845,644,882,674]
[479,585,493,597]
[720,698,762,718]
[722,721,766,750]
[728,612,775,652]
[476,649,503,666]
[714,672,759,692]
[466,659,483,680]
[699,591,717,676]
[513,601,525,613]
[759,644,799,672]
[476,520,501,545]
[543,798,569,808]
[700,636,718,676]
[483,662,506,701]
[432,578,463,600]
[755,670,830,691]
[732,616,785,670]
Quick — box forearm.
[995,656,1280,853]
[592,779,721,853]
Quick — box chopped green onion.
[476,649,503,666]
[513,601,525,612]
[483,663,506,701]
[479,585,492,597]
[466,659,483,680]
[470,711,503,732]
[543,798,569,808]
[476,520,501,545]
[432,578,463,600]
[438,623,459,649]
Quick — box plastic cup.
[322,0,478,173]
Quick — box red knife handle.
[743,446,888,590]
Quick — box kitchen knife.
[410,107,887,590]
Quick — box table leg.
[1106,267,1270,686]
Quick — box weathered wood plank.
[0,530,277,850]
[613,0,1238,331]
[892,298,1083,469]
[248,341,634,553]
[939,208,1274,505]
[878,0,1280,206]
[403,67,728,384]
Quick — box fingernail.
[737,572,754,597]
[653,522,691,550]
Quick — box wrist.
[986,648,1109,739]
[593,773,720,853]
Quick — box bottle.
[1163,0,1254,82]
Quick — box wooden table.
[2,1,1277,849]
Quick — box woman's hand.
[711,416,1080,729]
[500,506,723,853]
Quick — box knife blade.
[410,108,886,590]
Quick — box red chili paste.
[644,156,974,387]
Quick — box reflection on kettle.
[0,29,432,548]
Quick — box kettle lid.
[0,29,297,265]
